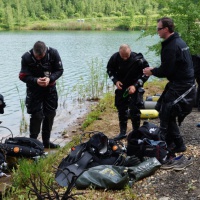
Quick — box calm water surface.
[0,30,160,136]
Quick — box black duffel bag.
[127,122,168,163]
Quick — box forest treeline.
[0,0,200,54]
[0,0,160,30]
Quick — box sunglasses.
[157,27,165,31]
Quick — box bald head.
[119,44,131,60]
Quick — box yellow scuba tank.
[140,109,159,119]
[145,95,160,102]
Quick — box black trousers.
[158,82,195,144]
[115,89,143,131]
[26,86,58,143]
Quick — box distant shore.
[0,16,156,31]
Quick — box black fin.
[55,151,93,187]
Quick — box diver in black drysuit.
[107,44,149,140]
[19,41,64,148]
[143,18,195,153]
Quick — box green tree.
[15,0,29,29]
[66,1,75,17]
[4,4,14,29]
[1,0,191,31]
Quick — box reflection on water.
[0,31,159,136]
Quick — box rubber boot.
[42,111,60,148]
[130,114,141,131]
[172,136,186,153]
[29,111,44,139]
[114,109,128,140]
[114,122,127,140]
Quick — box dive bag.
[127,121,167,163]
[55,132,126,187]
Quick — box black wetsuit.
[19,47,63,144]
[107,52,149,134]
[151,32,195,149]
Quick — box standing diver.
[107,44,149,140]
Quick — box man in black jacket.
[107,44,149,140]
[19,41,64,148]
[143,17,195,153]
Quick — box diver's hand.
[143,67,153,76]
[37,77,50,87]
[116,81,123,90]
[128,85,136,94]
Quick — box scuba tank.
[145,95,160,102]
[140,109,159,119]
[144,101,157,109]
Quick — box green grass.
[15,85,28,133]
[73,57,110,101]
[81,92,115,129]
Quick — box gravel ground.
[84,107,200,200]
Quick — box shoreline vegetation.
[0,16,158,31]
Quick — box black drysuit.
[107,52,149,134]
[151,32,195,148]
[19,47,64,144]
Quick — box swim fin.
[55,151,93,187]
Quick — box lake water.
[0,30,160,137]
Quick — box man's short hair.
[157,17,175,33]
[33,41,47,56]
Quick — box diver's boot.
[43,142,60,149]
[131,116,141,131]
[129,109,141,131]
[172,136,187,153]
[42,111,60,149]
[29,111,44,139]
[114,123,127,140]
[114,132,127,140]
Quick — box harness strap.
[172,84,195,105]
